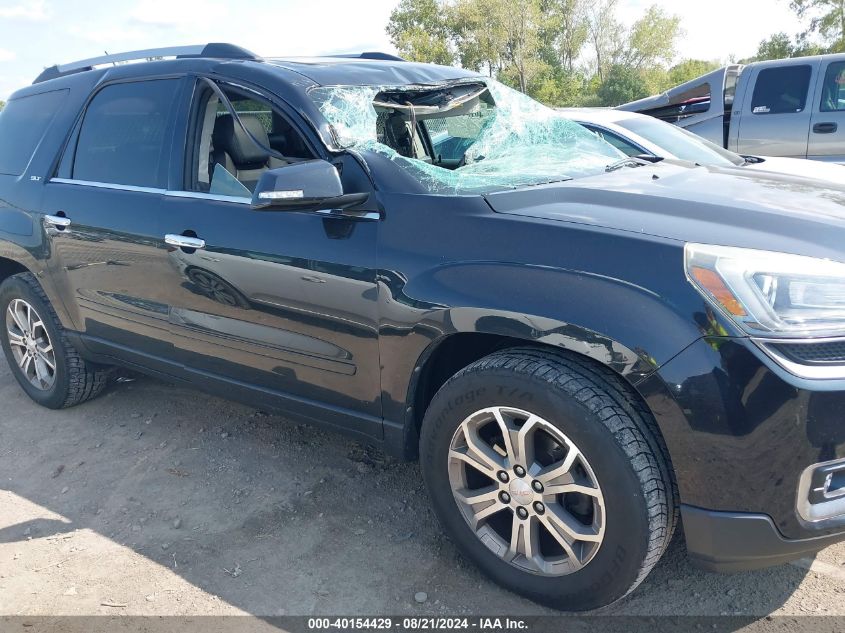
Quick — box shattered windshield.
[309,79,624,195]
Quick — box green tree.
[621,5,683,70]
[585,0,622,82]
[540,0,589,73]
[386,0,454,65]
[667,59,720,86]
[754,31,796,59]
[597,64,649,105]
[451,0,547,93]
[789,0,845,49]
[0,100,5,112]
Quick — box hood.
[744,156,845,185]
[484,161,845,261]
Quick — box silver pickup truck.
[618,54,845,163]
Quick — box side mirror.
[251,159,368,211]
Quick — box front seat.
[211,114,287,191]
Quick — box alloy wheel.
[5,298,57,390]
[448,406,605,576]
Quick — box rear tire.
[0,273,112,409]
[419,347,677,611]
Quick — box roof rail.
[333,52,406,62]
[33,43,258,84]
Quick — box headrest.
[212,114,270,166]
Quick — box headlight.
[685,243,845,338]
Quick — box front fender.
[378,257,736,430]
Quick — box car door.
[808,59,845,162]
[735,62,817,158]
[42,77,186,359]
[155,77,382,433]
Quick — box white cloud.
[0,0,50,20]
[0,48,16,62]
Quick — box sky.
[0,0,804,100]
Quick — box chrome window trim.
[753,337,845,380]
[48,178,379,217]
[49,178,165,194]
[315,208,380,221]
[164,190,250,204]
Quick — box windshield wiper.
[605,157,649,172]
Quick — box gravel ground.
[2,359,845,622]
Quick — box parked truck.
[618,54,845,163]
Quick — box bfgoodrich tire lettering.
[419,347,677,611]
[0,273,112,409]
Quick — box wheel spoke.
[455,485,504,528]
[36,347,55,370]
[491,408,517,463]
[535,446,580,486]
[7,330,25,349]
[453,418,506,479]
[543,505,602,544]
[34,356,49,384]
[8,302,28,335]
[538,513,583,571]
[514,414,540,470]
[506,514,541,568]
[449,447,498,479]
[20,353,33,374]
[544,482,601,497]
[25,302,34,333]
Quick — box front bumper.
[682,505,845,572]
[637,336,845,543]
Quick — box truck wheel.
[0,273,112,409]
[419,347,676,611]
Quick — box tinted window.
[0,89,67,176]
[582,125,642,156]
[617,117,744,166]
[73,80,179,187]
[751,66,811,115]
[820,61,845,112]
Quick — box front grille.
[771,340,845,365]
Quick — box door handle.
[165,234,206,250]
[813,122,838,134]
[44,214,71,229]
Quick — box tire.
[0,272,112,409]
[419,347,677,611]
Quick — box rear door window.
[751,65,812,114]
[72,79,180,188]
[0,89,67,176]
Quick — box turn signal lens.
[689,266,747,316]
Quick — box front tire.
[419,348,676,611]
[0,273,112,409]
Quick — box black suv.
[3,43,845,611]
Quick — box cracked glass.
[310,79,623,195]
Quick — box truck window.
[0,89,67,176]
[820,62,845,112]
[72,80,180,188]
[750,65,811,115]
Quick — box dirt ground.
[2,359,845,623]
